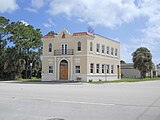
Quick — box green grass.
[91,77,160,84]
[16,77,160,83]
[16,77,41,82]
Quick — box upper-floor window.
[115,48,118,56]
[96,44,100,53]
[90,42,93,51]
[90,63,94,73]
[75,66,80,73]
[106,46,109,55]
[102,45,105,54]
[78,42,81,51]
[49,43,52,52]
[111,47,114,55]
[49,66,53,73]
[96,64,100,73]
[61,44,68,54]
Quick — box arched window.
[77,42,81,51]
[49,43,52,52]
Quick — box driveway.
[0,81,160,120]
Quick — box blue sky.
[0,0,160,64]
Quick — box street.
[0,81,160,120]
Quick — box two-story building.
[42,29,120,82]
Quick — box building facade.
[121,63,157,78]
[42,29,120,82]
[156,65,160,77]
[121,63,141,78]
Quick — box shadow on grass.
[13,79,83,85]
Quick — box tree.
[0,16,9,79]
[3,47,26,79]
[47,31,57,35]
[0,16,42,80]
[120,60,126,64]
[7,21,42,79]
[132,47,153,78]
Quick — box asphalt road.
[0,81,160,120]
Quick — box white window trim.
[96,64,100,74]
[90,63,94,74]
[106,46,110,55]
[75,66,80,74]
[115,48,118,56]
[111,47,114,56]
[96,43,100,53]
[49,43,52,53]
[102,45,105,54]
[49,66,54,74]
[90,42,93,52]
[77,41,81,51]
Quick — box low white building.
[157,65,160,77]
[121,63,157,78]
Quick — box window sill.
[89,51,94,54]
[96,52,100,55]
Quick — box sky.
[0,0,160,64]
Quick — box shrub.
[89,79,93,82]
[76,77,82,81]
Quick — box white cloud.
[26,0,45,13]
[46,0,160,63]
[43,23,51,28]
[120,43,139,63]
[43,18,55,28]
[25,7,37,13]
[48,0,141,28]
[31,0,45,9]
[20,20,29,26]
[130,0,160,64]
[0,0,19,13]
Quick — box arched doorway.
[59,60,68,80]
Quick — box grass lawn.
[91,77,160,83]
[16,77,160,84]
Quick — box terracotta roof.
[73,32,95,37]
[43,34,55,38]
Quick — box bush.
[76,77,82,81]
[89,79,93,82]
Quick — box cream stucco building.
[42,29,121,82]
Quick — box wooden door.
[60,60,68,80]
